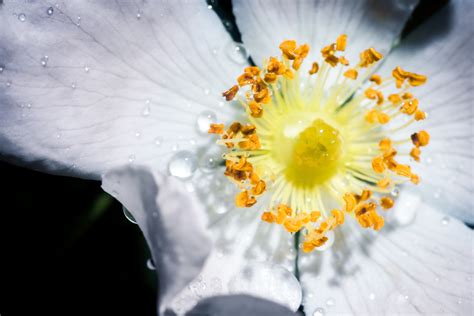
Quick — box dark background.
[0,0,449,315]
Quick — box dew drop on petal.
[154,137,163,147]
[199,147,223,173]
[390,188,399,197]
[325,298,335,307]
[6,81,11,87]
[312,308,326,316]
[441,216,450,226]
[226,42,249,65]
[18,13,26,22]
[71,82,76,89]
[0,65,4,73]
[47,7,54,16]
[128,154,135,163]
[139,104,150,116]
[122,206,137,224]
[146,258,156,270]
[228,262,302,311]
[196,110,217,134]
[135,131,141,138]
[136,11,142,19]
[369,293,375,300]
[84,66,90,73]
[40,55,49,67]
[168,151,198,179]
[392,193,420,226]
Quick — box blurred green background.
[0,0,451,315]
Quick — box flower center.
[276,118,342,187]
[209,36,429,253]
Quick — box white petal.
[299,193,473,315]
[379,0,474,223]
[101,166,212,313]
[186,295,297,315]
[233,0,418,66]
[0,0,244,179]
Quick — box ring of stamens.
[209,35,429,253]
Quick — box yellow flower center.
[209,36,429,253]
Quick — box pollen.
[209,36,429,253]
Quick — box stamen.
[209,35,429,253]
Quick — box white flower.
[0,0,472,315]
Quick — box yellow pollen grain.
[344,68,358,80]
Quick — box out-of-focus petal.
[233,0,418,66]
[299,193,473,315]
[101,165,212,314]
[184,295,297,316]
[380,0,474,224]
[0,0,244,179]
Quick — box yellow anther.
[325,54,339,67]
[251,180,266,195]
[279,40,297,59]
[339,56,349,66]
[344,68,358,80]
[283,69,295,79]
[410,174,420,184]
[402,92,413,100]
[380,197,394,209]
[261,211,276,223]
[377,112,390,124]
[249,101,263,118]
[208,123,225,134]
[223,85,239,101]
[372,156,385,173]
[394,164,412,177]
[369,74,382,85]
[360,190,372,201]
[244,66,261,76]
[235,190,257,208]
[321,43,336,59]
[336,34,347,51]
[376,91,384,105]
[379,138,392,151]
[237,72,255,87]
[355,203,384,230]
[411,130,430,147]
[343,193,357,212]
[365,109,378,123]
[414,110,427,121]
[388,93,402,104]
[267,57,286,75]
[308,62,319,75]
[331,209,345,225]
[359,47,383,67]
[264,72,278,84]
[410,147,421,162]
[377,178,391,189]
[392,66,427,87]
[310,211,321,222]
[365,88,377,99]
[400,98,418,115]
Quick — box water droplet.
[203,88,211,95]
[196,110,216,134]
[6,81,12,87]
[391,188,400,197]
[226,42,249,64]
[18,13,26,22]
[171,143,180,151]
[154,137,163,147]
[369,293,375,300]
[136,11,142,19]
[40,55,49,67]
[71,82,76,89]
[434,277,440,282]
[168,151,198,179]
[0,65,4,73]
[84,66,90,73]
[441,216,450,226]
[392,193,420,226]
[325,298,335,307]
[228,262,302,311]
[146,258,155,270]
[47,7,54,16]
[312,308,326,316]
[135,131,141,138]
[55,133,61,139]
[199,147,223,173]
[142,105,150,117]
[122,206,137,224]
[76,16,81,26]
[128,154,135,163]
[207,4,213,9]
[189,138,196,146]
